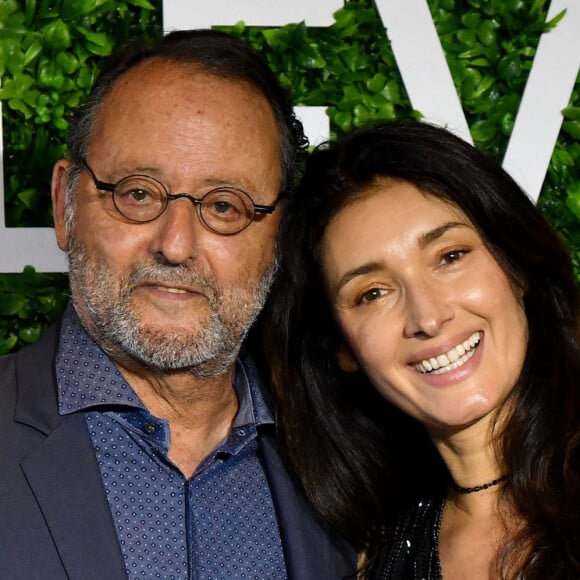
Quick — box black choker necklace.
[451,475,507,494]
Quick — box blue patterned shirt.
[56,305,287,579]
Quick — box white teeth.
[447,347,459,363]
[414,332,481,375]
[155,286,187,294]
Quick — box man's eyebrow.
[418,221,469,249]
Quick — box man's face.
[52,58,282,376]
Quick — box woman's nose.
[403,280,454,339]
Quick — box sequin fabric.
[56,305,287,579]
[367,497,444,580]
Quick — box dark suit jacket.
[0,324,356,580]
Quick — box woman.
[265,120,580,578]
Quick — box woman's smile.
[412,331,481,374]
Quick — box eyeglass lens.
[113,176,255,234]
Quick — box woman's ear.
[337,343,360,373]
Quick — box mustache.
[123,264,219,303]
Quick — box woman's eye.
[440,249,468,265]
[357,287,386,305]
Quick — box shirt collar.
[56,304,274,428]
[233,349,274,428]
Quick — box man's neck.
[116,362,239,479]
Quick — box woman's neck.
[428,413,505,497]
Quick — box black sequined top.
[367,497,444,580]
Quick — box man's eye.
[128,189,151,203]
[203,191,248,222]
[116,188,155,205]
[213,201,238,215]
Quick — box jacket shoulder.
[0,322,61,430]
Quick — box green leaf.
[529,0,549,17]
[2,37,25,75]
[23,0,36,23]
[74,26,113,52]
[562,106,580,121]
[456,29,478,48]
[7,97,33,117]
[562,120,580,140]
[42,20,71,53]
[13,72,34,93]
[127,0,155,9]
[471,119,497,142]
[61,0,110,20]
[366,72,388,93]
[54,116,68,130]
[496,54,521,81]
[332,111,352,133]
[77,65,96,89]
[500,112,514,136]
[566,191,580,220]
[477,19,498,47]
[366,93,388,109]
[0,335,18,355]
[55,51,79,74]
[22,39,42,66]
[18,323,42,344]
[0,78,17,100]
[460,12,480,29]
[340,46,360,72]
[472,75,494,99]
[544,9,566,32]
[382,79,401,103]
[0,295,28,316]
[17,188,40,209]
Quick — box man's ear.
[337,343,360,373]
[51,159,73,251]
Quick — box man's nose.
[150,197,203,265]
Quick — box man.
[0,30,355,579]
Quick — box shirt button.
[145,423,158,434]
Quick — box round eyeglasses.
[79,158,281,235]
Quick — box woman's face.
[320,179,528,434]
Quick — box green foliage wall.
[1,0,579,353]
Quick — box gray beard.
[66,236,277,377]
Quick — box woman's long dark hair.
[265,120,580,577]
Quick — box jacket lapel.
[15,325,127,580]
[259,433,356,580]
[20,414,128,580]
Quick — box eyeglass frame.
[78,157,282,236]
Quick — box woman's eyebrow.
[418,221,469,249]
[334,261,384,297]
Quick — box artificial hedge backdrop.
[1,0,579,353]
